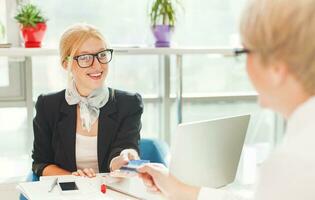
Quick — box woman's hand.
[137,163,177,195]
[137,163,200,200]
[109,149,140,171]
[72,168,96,178]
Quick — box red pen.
[101,184,107,194]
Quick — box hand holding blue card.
[110,160,150,178]
[120,160,150,172]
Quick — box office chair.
[139,138,170,166]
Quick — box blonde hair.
[240,0,315,94]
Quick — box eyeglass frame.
[234,48,251,56]
[68,49,114,68]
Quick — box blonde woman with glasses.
[32,23,143,178]
[138,0,315,199]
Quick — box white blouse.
[198,96,315,200]
[75,133,99,173]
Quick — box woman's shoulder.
[37,89,66,103]
[34,90,67,122]
[35,89,66,112]
[111,88,141,101]
[109,88,143,110]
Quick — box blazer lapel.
[56,99,77,171]
[98,93,118,171]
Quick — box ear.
[62,59,71,71]
[269,62,289,86]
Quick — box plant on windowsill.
[14,3,48,48]
[150,0,180,47]
[0,21,11,48]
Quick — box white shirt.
[75,133,99,173]
[198,96,315,200]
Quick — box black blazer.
[32,88,143,177]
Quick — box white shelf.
[113,46,236,55]
[0,47,58,57]
[0,46,237,57]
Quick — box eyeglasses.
[71,49,113,68]
[234,48,251,56]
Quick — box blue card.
[120,160,150,172]
[110,160,151,178]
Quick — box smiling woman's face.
[71,37,108,96]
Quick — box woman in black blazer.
[32,23,143,177]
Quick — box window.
[0,0,25,100]
[0,0,282,182]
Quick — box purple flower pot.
[152,25,173,47]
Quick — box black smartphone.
[58,181,79,191]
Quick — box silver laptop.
[170,115,250,188]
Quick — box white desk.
[18,174,164,200]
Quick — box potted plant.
[14,3,47,48]
[150,0,179,47]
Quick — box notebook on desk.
[170,115,250,188]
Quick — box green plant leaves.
[150,0,178,26]
[14,3,47,27]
